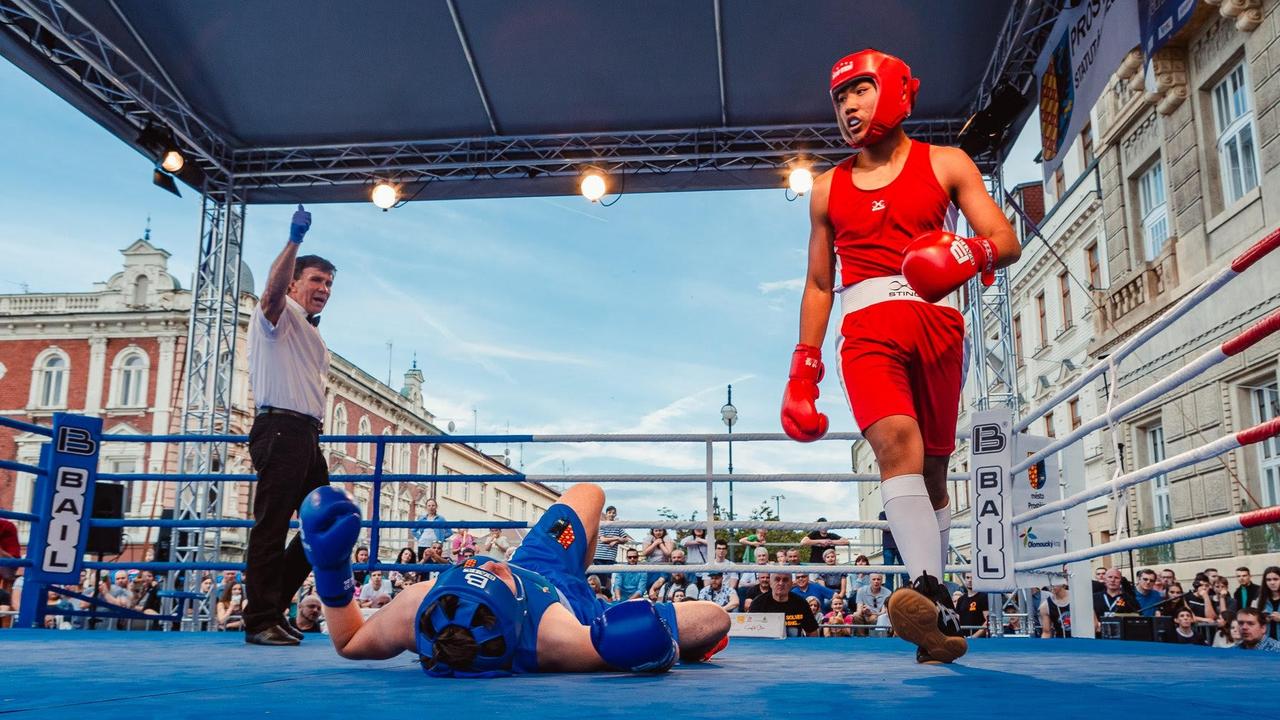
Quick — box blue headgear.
[415,559,526,678]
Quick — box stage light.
[580,172,607,202]
[788,167,814,196]
[371,182,399,210]
[152,168,181,198]
[160,149,185,173]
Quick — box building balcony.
[1095,240,1179,339]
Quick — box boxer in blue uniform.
[298,482,731,675]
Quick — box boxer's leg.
[864,416,939,581]
[671,600,731,661]
[923,455,952,571]
[554,484,605,571]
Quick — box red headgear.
[829,50,920,148]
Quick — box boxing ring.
[4,227,1280,715]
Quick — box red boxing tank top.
[827,140,952,288]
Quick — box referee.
[243,205,335,646]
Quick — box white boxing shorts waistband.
[836,274,955,316]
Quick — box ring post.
[369,439,386,568]
[17,412,102,628]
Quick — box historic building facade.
[0,234,556,563]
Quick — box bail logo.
[56,426,97,456]
[972,423,1006,454]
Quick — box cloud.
[758,278,804,294]
[362,275,594,377]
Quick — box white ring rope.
[1012,307,1280,476]
[1015,505,1280,571]
[586,562,975,575]
[1016,227,1280,433]
[601,519,896,531]
[1013,417,1280,526]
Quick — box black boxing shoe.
[887,572,967,664]
[278,621,304,641]
[245,625,300,646]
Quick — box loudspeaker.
[85,482,124,555]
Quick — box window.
[1035,293,1047,348]
[32,351,69,408]
[1253,383,1280,506]
[1085,242,1101,289]
[493,491,502,515]
[1053,165,1065,200]
[357,416,372,463]
[1212,63,1259,205]
[1148,426,1171,527]
[1044,411,1056,439]
[1069,398,1082,430]
[1138,160,1169,260]
[109,460,138,514]
[131,275,149,306]
[1013,314,1024,366]
[1058,272,1072,330]
[331,404,349,455]
[508,494,515,518]
[111,350,149,408]
[1080,122,1094,166]
[462,479,470,504]
[417,447,428,475]
[479,483,487,509]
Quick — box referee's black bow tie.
[307,314,321,327]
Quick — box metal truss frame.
[230,120,969,191]
[0,0,230,180]
[168,184,245,629]
[968,164,1020,414]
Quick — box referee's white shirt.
[248,296,329,420]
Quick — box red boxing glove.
[901,230,999,303]
[781,344,829,443]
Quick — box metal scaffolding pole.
[168,182,245,629]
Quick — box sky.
[0,58,1042,527]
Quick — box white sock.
[881,474,942,581]
[935,506,951,575]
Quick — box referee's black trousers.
[244,413,329,634]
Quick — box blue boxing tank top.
[508,563,572,673]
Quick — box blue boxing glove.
[289,203,311,244]
[589,600,678,673]
[299,486,361,607]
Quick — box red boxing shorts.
[837,294,966,456]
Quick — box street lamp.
[720,385,737,520]
[771,494,786,519]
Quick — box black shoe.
[245,625,301,646]
[278,622,304,641]
[887,572,967,663]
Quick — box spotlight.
[138,122,185,173]
[160,149,185,173]
[152,168,181,198]
[788,167,814,196]
[580,172,607,203]
[371,182,399,210]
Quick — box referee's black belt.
[256,406,323,431]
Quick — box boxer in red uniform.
[780,49,1020,663]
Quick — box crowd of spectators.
[3,510,1278,654]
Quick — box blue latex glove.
[299,486,361,607]
[289,203,311,244]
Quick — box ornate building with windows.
[0,233,556,563]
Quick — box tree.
[738,502,806,562]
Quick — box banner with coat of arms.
[1036,0,1141,184]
